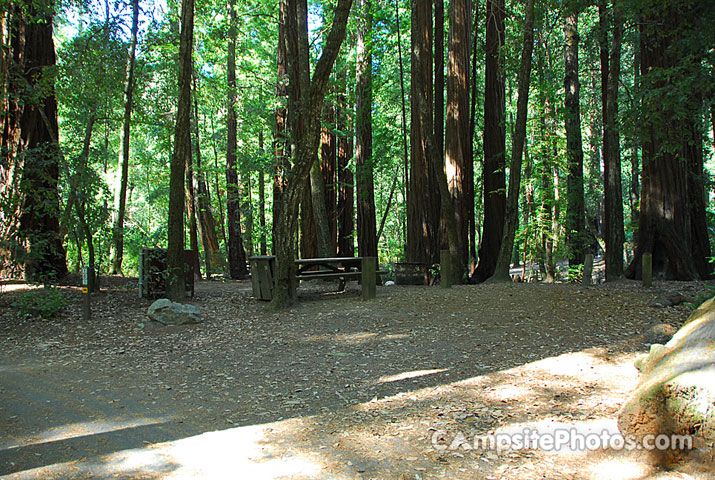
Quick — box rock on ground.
[619,296,715,467]
[147,298,203,325]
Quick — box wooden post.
[440,250,452,288]
[361,256,377,300]
[583,253,594,285]
[642,253,652,287]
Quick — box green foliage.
[12,288,68,319]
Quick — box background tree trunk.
[473,0,505,282]
[492,0,535,281]
[320,103,337,248]
[564,10,586,268]
[226,0,248,278]
[110,0,139,275]
[355,0,377,259]
[336,83,355,257]
[603,2,624,280]
[166,0,195,299]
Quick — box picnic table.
[248,256,380,301]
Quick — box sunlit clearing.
[378,368,449,384]
[2,416,172,450]
[588,458,649,480]
[9,420,324,480]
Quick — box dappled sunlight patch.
[378,368,449,384]
[6,418,334,480]
[2,416,173,451]
[586,457,650,480]
[305,331,410,345]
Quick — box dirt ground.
[0,277,713,479]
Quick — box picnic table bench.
[249,255,382,301]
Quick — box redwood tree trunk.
[444,0,471,272]
[473,0,505,282]
[355,0,377,259]
[226,0,248,278]
[492,0,535,281]
[407,0,439,265]
[166,0,195,299]
[563,10,586,267]
[603,1,625,280]
[625,0,710,280]
[336,84,355,257]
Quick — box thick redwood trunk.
[320,103,337,248]
[17,5,67,282]
[407,0,439,265]
[473,0,506,282]
[444,0,471,271]
[625,0,710,280]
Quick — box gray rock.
[147,298,203,325]
[619,297,715,466]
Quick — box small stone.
[147,299,203,325]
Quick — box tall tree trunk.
[273,0,288,253]
[185,150,201,279]
[226,0,248,278]
[243,173,254,256]
[473,0,506,282]
[434,0,445,171]
[258,130,268,255]
[310,160,334,256]
[564,10,586,267]
[629,38,640,245]
[320,103,337,248]
[166,0,195,299]
[394,0,409,255]
[336,81,355,257]
[109,0,139,275]
[492,0,535,281]
[467,0,480,267]
[192,76,223,276]
[407,0,439,265]
[271,0,353,308]
[603,1,624,280]
[355,0,377,259]
[444,0,471,274]
[209,114,228,247]
[17,4,67,282]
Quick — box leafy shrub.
[687,286,715,311]
[12,287,67,319]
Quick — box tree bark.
[271,0,353,308]
[166,0,195,299]
[473,0,506,282]
[192,75,223,276]
[625,0,711,280]
[492,0,535,281]
[320,103,337,247]
[258,130,268,255]
[272,0,288,253]
[226,0,248,278]
[407,0,439,265]
[603,1,624,280]
[434,0,444,171]
[355,0,377,259]
[563,9,586,268]
[444,0,471,274]
[310,159,334,256]
[110,0,139,275]
[336,81,354,257]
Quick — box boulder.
[147,298,203,325]
[619,297,715,465]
